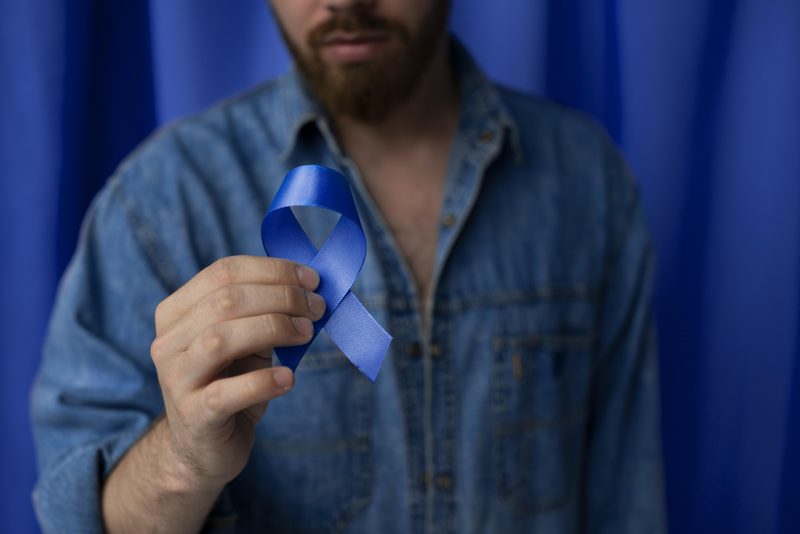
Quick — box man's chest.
[235,162,601,532]
[359,164,445,300]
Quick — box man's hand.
[102,256,325,533]
[150,255,324,488]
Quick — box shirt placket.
[313,98,507,533]
[425,117,506,534]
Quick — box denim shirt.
[31,42,666,533]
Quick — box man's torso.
[110,55,618,533]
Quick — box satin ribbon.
[261,165,392,381]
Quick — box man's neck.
[327,36,459,306]
[332,36,459,157]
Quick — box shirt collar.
[273,35,523,165]
[449,37,523,165]
[275,66,322,162]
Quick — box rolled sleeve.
[31,174,170,533]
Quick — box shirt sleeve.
[582,146,668,533]
[29,174,170,533]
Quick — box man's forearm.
[101,416,224,534]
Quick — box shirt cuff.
[33,427,240,534]
[32,427,144,534]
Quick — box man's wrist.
[103,416,225,534]
[151,417,224,498]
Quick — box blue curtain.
[2,1,798,532]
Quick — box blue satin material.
[261,165,392,381]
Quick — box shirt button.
[434,473,454,492]
[429,344,443,358]
[442,213,456,228]
[408,342,422,358]
[479,130,495,143]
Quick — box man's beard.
[279,2,450,124]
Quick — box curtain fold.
[2,1,798,532]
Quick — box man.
[31,0,666,532]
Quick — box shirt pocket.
[237,336,373,532]
[491,331,593,514]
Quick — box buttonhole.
[512,352,523,380]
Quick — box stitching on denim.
[431,99,507,320]
[329,386,373,533]
[171,129,240,256]
[257,379,372,532]
[437,315,459,533]
[392,318,426,531]
[591,225,653,381]
[495,409,587,436]
[439,286,598,311]
[115,178,182,291]
[221,105,257,187]
[357,286,598,313]
[590,163,646,360]
[493,332,597,352]
[506,420,580,515]
[491,333,511,513]
[491,331,589,516]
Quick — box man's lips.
[318,32,392,63]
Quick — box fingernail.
[292,316,312,337]
[273,366,294,389]
[296,266,319,290]
[306,291,326,318]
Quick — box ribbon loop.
[261,165,391,381]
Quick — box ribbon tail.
[325,292,392,382]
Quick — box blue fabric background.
[2,1,798,532]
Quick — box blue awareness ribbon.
[261,165,392,381]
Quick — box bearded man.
[31,0,667,532]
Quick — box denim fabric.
[31,42,666,533]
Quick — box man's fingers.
[201,366,295,426]
[154,284,325,356]
[155,256,319,334]
[179,313,313,388]
[226,353,274,423]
